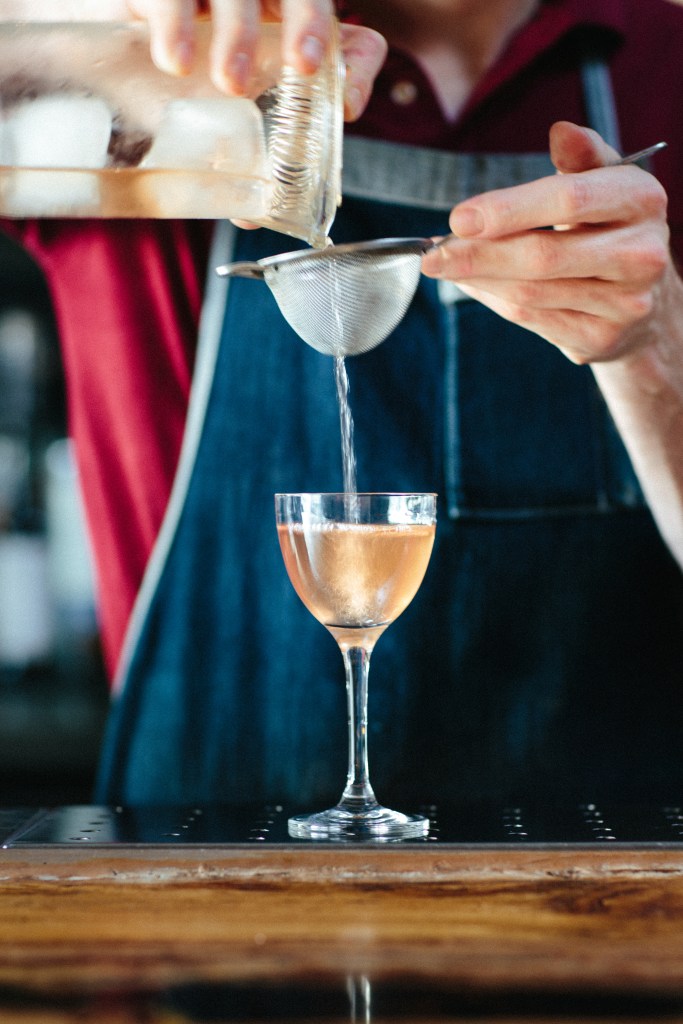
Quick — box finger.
[208,0,261,94]
[447,164,667,240]
[339,24,387,121]
[130,0,197,76]
[423,224,669,285]
[453,276,655,323]
[280,0,335,74]
[549,120,621,174]
[455,283,627,363]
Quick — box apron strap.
[342,136,553,210]
[580,49,622,152]
[342,54,621,210]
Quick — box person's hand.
[127,1,387,122]
[421,120,675,365]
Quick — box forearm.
[592,263,683,566]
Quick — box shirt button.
[390,80,418,106]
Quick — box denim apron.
[96,60,683,807]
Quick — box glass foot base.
[288,805,430,841]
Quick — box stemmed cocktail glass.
[275,492,436,839]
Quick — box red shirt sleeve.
[4,217,213,678]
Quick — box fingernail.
[344,85,363,121]
[451,207,484,237]
[226,51,250,94]
[174,38,193,74]
[151,39,175,75]
[152,37,192,76]
[300,34,325,69]
[421,245,446,276]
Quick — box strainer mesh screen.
[264,249,424,357]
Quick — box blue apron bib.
[96,63,683,808]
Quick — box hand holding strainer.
[216,142,666,359]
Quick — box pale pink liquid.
[277,520,435,646]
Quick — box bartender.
[5,0,683,809]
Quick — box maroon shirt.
[5,0,683,677]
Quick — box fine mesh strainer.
[216,237,433,357]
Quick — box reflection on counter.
[2,977,683,1024]
[8,802,683,846]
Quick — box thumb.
[549,120,621,174]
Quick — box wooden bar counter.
[3,803,683,1022]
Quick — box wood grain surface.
[2,845,683,1002]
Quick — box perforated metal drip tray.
[4,802,683,848]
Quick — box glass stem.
[338,644,379,813]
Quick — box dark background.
[0,231,108,807]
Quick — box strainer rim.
[259,236,433,272]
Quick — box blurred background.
[0,231,108,807]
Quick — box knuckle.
[623,289,655,320]
[366,27,389,64]
[215,11,259,48]
[642,178,669,219]
[240,20,260,46]
[614,235,668,285]
[564,317,624,365]
[510,279,543,308]
[595,320,628,362]
[634,239,668,282]
[559,175,594,221]
[341,24,387,66]
[487,193,518,232]
[445,241,476,278]
[528,231,560,277]
[505,301,536,330]
[644,238,669,279]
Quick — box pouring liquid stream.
[335,355,357,496]
[329,254,358,499]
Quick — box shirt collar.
[464,0,625,118]
[339,0,627,139]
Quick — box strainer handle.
[215,261,265,280]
